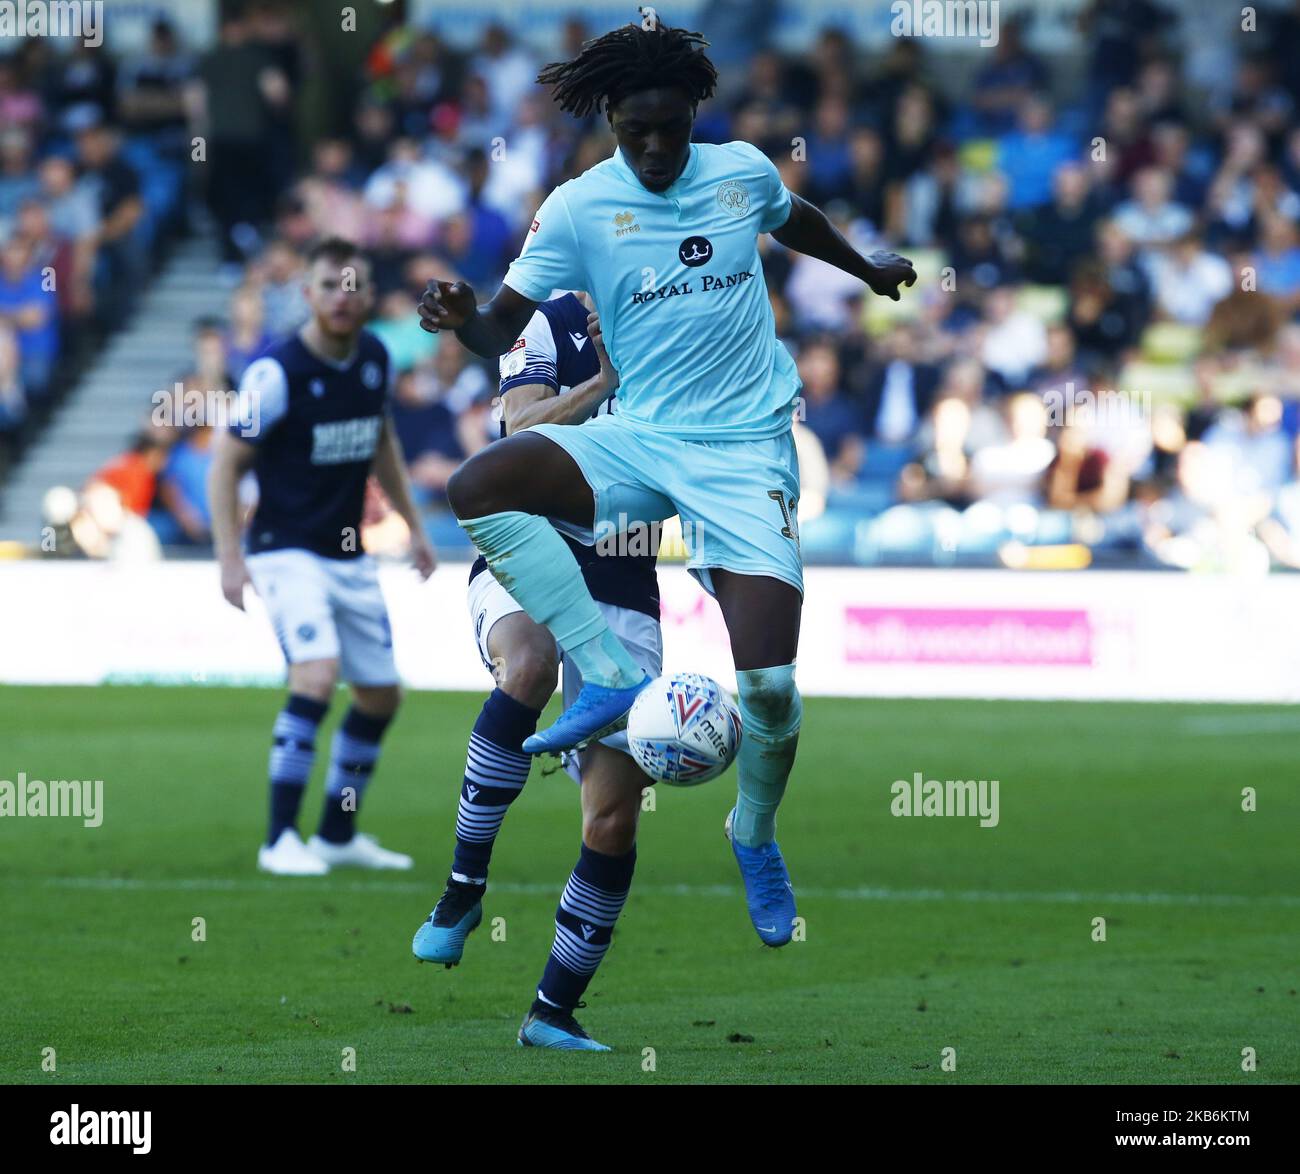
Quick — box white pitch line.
[1181,714,1300,735]
[27,876,1300,908]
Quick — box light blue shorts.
[528,414,803,597]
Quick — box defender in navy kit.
[412,293,663,1052]
[208,237,436,876]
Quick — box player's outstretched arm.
[372,416,436,579]
[770,193,917,301]
[207,430,256,609]
[416,279,539,361]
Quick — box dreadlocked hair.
[537,21,718,118]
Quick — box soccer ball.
[627,673,742,786]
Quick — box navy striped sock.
[317,707,393,844]
[450,689,540,884]
[268,694,327,846]
[537,843,636,1011]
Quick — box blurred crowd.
[0,22,190,451]
[28,0,1300,571]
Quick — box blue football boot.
[412,877,484,967]
[517,1000,610,1051]
[522,673,652,755]
[725,807,797,947]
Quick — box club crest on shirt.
[309,378,325,398]
[361,361,383,390]
[717,180,749,217]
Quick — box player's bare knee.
[446,462,480,519]
[290,658,338,701]
[353,682,401,718]
[448,456,505,520]
[583,809,636,856]
[498,645,559,709]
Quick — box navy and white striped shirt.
[469,293,659,620]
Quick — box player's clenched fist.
[418,279,477,333]
[587,310,619,392]
[863,251,918,302]
[219,554,253,610]
[409,532,437,580]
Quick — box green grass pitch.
[1,685,1296,1084]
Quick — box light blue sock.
[732,664,802,847]
[460,510,643,688]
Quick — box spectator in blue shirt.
[0,128,41,221]
[969,20,1048,136]
[797,339,866,486]
[0,235,58,397]
[1253,212,1300,309]
[997,98,1078,212]
[154,423,214,544]
[0,319,25,433]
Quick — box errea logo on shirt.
[614,211,640,238]
[310,416,381,465]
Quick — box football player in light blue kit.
[419,21,915,949]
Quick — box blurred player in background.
[209,236,436,875]
[419,21,915,947]
[414,296,659,1050]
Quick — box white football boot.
[258,828,330,876]
[306,832,413,870]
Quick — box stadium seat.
[1115,360,1197,407]
[858,442,914,486]
[856,503,951,563]
[1034,509,1075,545]
[799,509,858,563]
[957,501,1010,553]
[1140,321,1202,365]
[1015,285,1068,324]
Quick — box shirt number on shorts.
[768,489,800,550]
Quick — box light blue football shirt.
[503,141,801,440]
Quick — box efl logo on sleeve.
[500,338,527,378]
